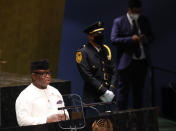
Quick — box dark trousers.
[116,59,148,110]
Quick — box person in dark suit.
[76,21,117,106]
[111,0,154,110]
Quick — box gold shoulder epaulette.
[103,44,112,60]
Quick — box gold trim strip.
[103,44,112,60]
[110,85,116,88]
[104,73,108,80]
[98,84,103,90]
[90,28,104,34]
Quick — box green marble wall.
[0,0,65,76]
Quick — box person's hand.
[46,114,59,123]
[132,34,140,43]
[100,94,108,102]
[46,114,69,123]
[104,90,115,102]
[57,114,69,121]
[100,90,115,102]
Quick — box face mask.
[130,13,140,20]
[93,35,104,45]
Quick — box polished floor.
[159,117,176,131]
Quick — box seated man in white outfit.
[15,59,69,126]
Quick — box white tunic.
[15,83,69,126]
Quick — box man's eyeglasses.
[33,72,52,77]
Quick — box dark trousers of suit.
[116,59,147,110]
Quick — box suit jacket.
[76,43,117,103]
[111,14,154,70]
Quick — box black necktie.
[132,20,141,58]
[132,20,138,35]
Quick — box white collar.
[127,13,133,26]
[31,83,48,92]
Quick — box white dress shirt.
[127,13,146,60]
[15,83,69,126]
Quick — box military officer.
[76,21,117,104]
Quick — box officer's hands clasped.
[99,90,115,102]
